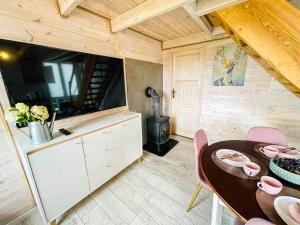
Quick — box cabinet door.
[28,138,89,222]
[121,116,143,163]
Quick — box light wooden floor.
[16,138,235,225]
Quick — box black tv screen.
[0,39,126,120]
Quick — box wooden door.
[28,138,90,222]
[171,49,202,138]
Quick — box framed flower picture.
[212,43,248,86]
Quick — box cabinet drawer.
[88,154,125,191]
[82,123,122,156]
[85,145,121,173]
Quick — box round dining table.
[201,140,300,223]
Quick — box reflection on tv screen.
[0,39,126,120]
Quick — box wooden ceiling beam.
[196,0,246,16]
[163,32,210,49]
[217,0,300,97]
[162,30,228,49]
[183,3,213,35]
[58,0,85,16]
[111,0,194,32]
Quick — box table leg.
[211,193,224,225]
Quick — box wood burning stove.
[143,87,178,156]
[147,115,170,145]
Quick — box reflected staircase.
[83,58,115,109]
[75,56,116,110]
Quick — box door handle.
[172,89,175,98]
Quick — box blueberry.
[274,157,300,174]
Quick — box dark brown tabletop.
[201,140,300,223]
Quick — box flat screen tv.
[0,39,126,120]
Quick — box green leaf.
[8,108,19,112]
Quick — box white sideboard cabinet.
[17,112,143,224]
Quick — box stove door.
[160,121,170,144]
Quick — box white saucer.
[216,149,250,167]
[274,196,300,225]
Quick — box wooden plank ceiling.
[79,0,145,19]
[80,0,204,41]
[57,0,245,48]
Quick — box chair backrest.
[194,129,208,182]
[247,127,288,146]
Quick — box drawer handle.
[105,147,115,151]
[103,131,112,134]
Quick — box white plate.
[274,196,300,225]
[216,149,250,167]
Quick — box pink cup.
[259,146,279,158]
[257,176,283,195]
[243,162,261,177]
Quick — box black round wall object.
[145,87,152,97]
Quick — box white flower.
[15,103,29,113]
[30,105,49,121]
[5,108,19,122]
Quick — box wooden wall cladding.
[117,29,162,63]
[0,0,162,64]
[0,123,33,225]
[163,40,300,147]
[0,0,162,224]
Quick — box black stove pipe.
[145,87,160,119]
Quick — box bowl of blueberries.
[269,157,300,185]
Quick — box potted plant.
[5,103,56,145]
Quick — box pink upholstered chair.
[246,218,274,225]
[186,129,209,212]
[247,127,288,146]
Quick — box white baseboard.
[6,207,38,225]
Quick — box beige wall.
[126,59,163,144]
[163,39,300,146]
[0,0,162,224]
